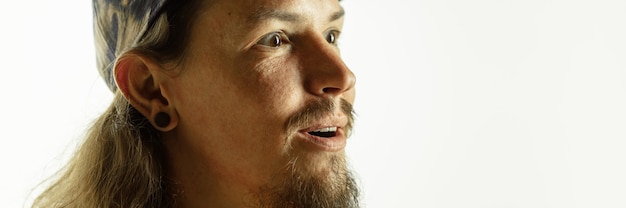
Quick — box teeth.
[311,127,337,133]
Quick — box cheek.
[344,87,356,104]
[172,53,304,142]
[238,56,303,114]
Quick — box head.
[35,0,358,207]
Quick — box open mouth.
[307,127,338,138]
[298,125,346,151]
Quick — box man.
[33,0,359,207]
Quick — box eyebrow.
[250,7,345,23]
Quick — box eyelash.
[255,30,341,48]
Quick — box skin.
[116,0,355,207]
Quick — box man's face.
[162,0,358,206]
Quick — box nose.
[301,39,356,98]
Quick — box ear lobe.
[114,53,179,131]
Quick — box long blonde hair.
[33,94,172,207]
[32,1,204,207]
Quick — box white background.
[2,0,625,207]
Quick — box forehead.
[201,0,343,24]
[184,0,344,54]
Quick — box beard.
[253,98,360,208]
[254,154,360,208]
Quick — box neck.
[162,137,257,207]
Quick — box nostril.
[322,87,341,94]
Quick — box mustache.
[284,98,355,136]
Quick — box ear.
[114,52,179,132]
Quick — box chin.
[254,151,360,208]
[282,136,346,175]
[299,151,346,174]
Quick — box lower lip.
[296,129,347,152]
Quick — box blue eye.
[257,32,288,47]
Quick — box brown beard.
[253,98,360,208]
[254,155,360,208]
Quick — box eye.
[256,32,288,47]
[325,30,341,45]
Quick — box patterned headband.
[93,0,168,92]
